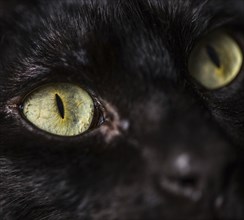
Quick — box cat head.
[0,0,244,219]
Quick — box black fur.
[0,0,244,219]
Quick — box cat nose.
[158,152,217,201]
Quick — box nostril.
[171,175,198,188]
[158,153,203,201]
[160,174,202,201]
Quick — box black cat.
[0,0,244,219]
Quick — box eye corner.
[87,96,106,130]
[19,82,105,138]
[188,29,243,90]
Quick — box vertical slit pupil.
[206,45,221,68]
[55,94,65,119]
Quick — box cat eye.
[21,83,95,136]
[188,31,243,90]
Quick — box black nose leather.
[159,152,211,201]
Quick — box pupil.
[206,45,221,68]
[55,94,65,119]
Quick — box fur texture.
[0,0,244,219]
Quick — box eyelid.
[188,29,243,90]
[19,82,105,137]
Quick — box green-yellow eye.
[188,31,243,90]
[22,83,94,136]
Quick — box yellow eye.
[22,83,94,136]
[188,31,243,90]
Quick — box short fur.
[0,0,244,219]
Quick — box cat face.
[0,0,244,219]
